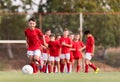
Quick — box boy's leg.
[66,53,70,73]
[55,57,60,73]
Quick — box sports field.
[0,71,120,82]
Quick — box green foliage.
[42,14,79,34]
[107,0,120,11]
[83,14,120,47]
[106,50,120,67]
[0,14,27,40]
[38,0,120,13]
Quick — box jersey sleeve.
[66,38,72,47]
[90,37,95,45]
[59,38,62,44]
[37,28,43,37]
[80,41,85,47]
[57,41,61,48]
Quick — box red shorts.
[70,52,74,62]
[74,54,82,59]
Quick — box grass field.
[0,71,120,82]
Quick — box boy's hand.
[62,41,66,46]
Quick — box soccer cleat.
[95,68,99,73]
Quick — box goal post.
[0,40,26,44]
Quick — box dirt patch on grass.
[93,61,120,72]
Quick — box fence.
[0,12,120,70]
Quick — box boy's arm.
[79,46,86,51]
[43,35,48,48]
[25,37,28,48]
[91,44,95,56]
[62,42,72,47]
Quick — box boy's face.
[50,36,55,41]
[74,35,80,40]
[28,21,36,27]
[69,34,74,40]
[46,30,51,36]
[57,36,61,39]
[63,30,69,36]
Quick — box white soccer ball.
[22,65,33,74]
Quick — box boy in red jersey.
[52,33,61,72]
[72,33,86,73]
[59,28,72,73]
[42,29,51,73]
[84,30,99,73]
[24,18,43,73]
[48,34,61,73]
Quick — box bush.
[105,48,120,67]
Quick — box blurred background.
[0,0,120,72]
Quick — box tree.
[0,14,26,40]
[38,0,120,43]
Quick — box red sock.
[48,65,51,73]
[60,63,65,73]
[76,65,80,73]
[35,64,38,72]
[31,62,37,73]
[42,65,46,73]
[67,63,70,73]
[85,64,88,73]
[89,63,97,71]
[53,66,56,73]
[37,60,41,65]
[36,60,41,72]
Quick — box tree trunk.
[7,43,13,59]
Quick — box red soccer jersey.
[59,37,72,54]
[24,28,43,50]
[42,35,50,53]
[48,40,61,57]
[86,36,95,53]
[72,41,84,59]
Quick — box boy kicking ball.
[24,18,43,73]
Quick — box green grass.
[0,71,120,82]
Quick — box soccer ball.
[22,65,33,74]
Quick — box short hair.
[56,33,61,36]
[74,33,80,36]
[28,17,36,22]
[45,28,51,32]
[63,28,69,31]
[50,33,55,37]
[84,30,91,35]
